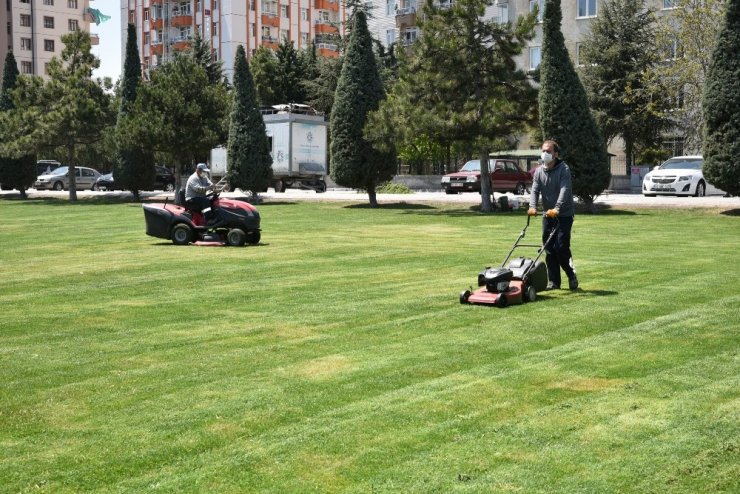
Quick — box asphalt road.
[3,188,739,209]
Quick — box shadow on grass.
[720,208,740,217]
[344,202,438,211]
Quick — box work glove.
[527,207,537,217]
[546,208,559,218]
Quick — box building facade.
[1,0,96,79]
[125,0,346,81]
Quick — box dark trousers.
[185,196,211,213]
[542,215,575,286]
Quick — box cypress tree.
[0,51,35,198]
[227,45,273,198]
[702,0,740,197]
[329,10,394,208]
[114,23,155,201]
[539,0,610,211]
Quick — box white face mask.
[541,151,554,164]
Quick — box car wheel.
[91,183,99,191]
[226,228,246,247]
[695,181,706,197]
[171,224,194,246]
[246,230,261,245]
[643,194,656,197]
[53,181,64,191]
[515,183,527,195]
[165,183,175,192]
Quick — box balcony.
[151,17,163,30]
[314,0,339,11]
[395,7,416,29]
[262,13,280,27]
[316,42,339,57]
[170,9,192,27]
[90,33,99,45]
[170,36,192,51]
[314,19,338,34]
[150,42,163,55]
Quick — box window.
[529,0,543,22]
[529,46,541,70]
[250,22,256,36]
[280,28,289,41]
[144,9,149,21]
[44,39,54,51]
[250,0,255,10]
[129,10,135,23]
[43,0,54,5]
[68,19,79,31]
[145,32,150,44]
[301,32,309,44]
[281,4,289,17]
[387,28,396,45]
[44,16,55,29]
[577,0,597,18]
[213,23,218,36]
[402,28,417,45]
[262,26,272,39]
[576,42,584,66]
[144,56,150,67]
[386,0,395,15]
[21,61,32,74]
[68,0,78,8]
[20,14,31,27]
[301,8,308,20]
[45,62,50,75]
[21,38,32,51]
[492,3,508,24]
[20,0,31,4]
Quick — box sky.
[90,4,123,83]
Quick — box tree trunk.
[367,181,379,208]
[67,149,77,202]
[479,148,493,212]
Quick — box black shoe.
[547,282,560,290]
[568,275,579,290]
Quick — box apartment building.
[1,0,95,79]
[125,0,346,81]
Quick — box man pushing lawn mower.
[528,140,578,291]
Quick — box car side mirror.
[653,165,660,170]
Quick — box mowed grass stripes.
[0,198,738,493]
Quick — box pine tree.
[539,0,610,211]
[0,51,35,198]
[329,10,394,208]
[114,24,155,201]
[227,45,273,198]
[251,46,280,106]
[276,38,307,103]
[702,0,740,197]
[580,0,671,168]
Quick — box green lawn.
[1,197,738,493]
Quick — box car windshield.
[660,159,702,170]
[460,161,481,172]
[49,166,68,176]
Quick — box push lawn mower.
[459,213,558,307]
[142,177,261,247]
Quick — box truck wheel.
[171,224,194,245]
[273,180,284,193]
[315,180,327,193]
[226,228,246,247]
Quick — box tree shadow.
[720,208,740,217]
[344,202,438,210]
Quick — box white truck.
[209,104,328,193]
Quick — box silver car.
[34,166,101,191]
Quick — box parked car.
[92,166,176,192]
[642,156,725,197]
[36,160,61,176]
[441,159,532,195]
[34,166,101,191]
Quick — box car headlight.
[441,176,450,183]
[678,176,690,181]
[466,175,478,183]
